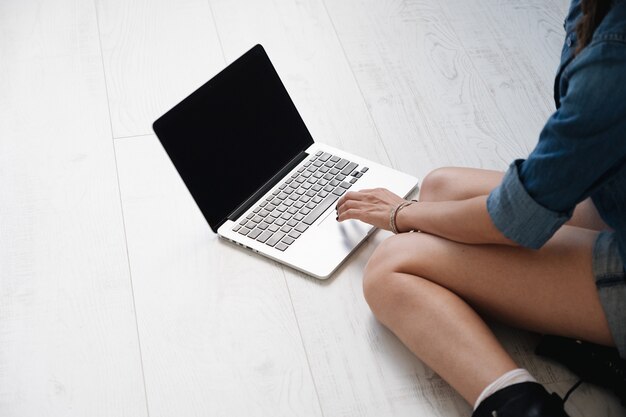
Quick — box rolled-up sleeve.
[487,160,572,249]
[487,39,626,249]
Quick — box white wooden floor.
[1,0,624,416]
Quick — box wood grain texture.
[95,0,225,138]
[209,0,391,166]
[3,0,625,416]
[0,1,147,416]
[114,136,322,417]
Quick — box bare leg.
[364,227,613,404]
[362,167,614,405]
[419,167,609,231]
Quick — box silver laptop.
[153,44,418,279]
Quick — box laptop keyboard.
[231,151,368,251]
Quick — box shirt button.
[567,36,572,47]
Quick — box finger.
[336,190,366,210]
[336,199,361,217]
[337,208,363,222]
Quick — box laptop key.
[282,236,295,246]
[306,190,316,197]
[248,228,262,239]
[275,218,286,226]
[301,207,311,215]
[319,190,329,198]
[259,209,270,217]
[287,219,298,227]
[294,201,304,209]
[312,184,322,192]
[295,223,309,233]
[340,181,352,189]
[280,224,292,233]
[268,224,280,232]
[336,174,346,181]
[288,230,301,239]
[256,230,273,243]
[320,166,329,173]
[294,213,304,221]
[302,194,339,226]
[340,162,358,176]
[361,167,369,172]
[350,177,357,184]
[315,150,323,156]
[329,179,340,187]
[335,159,349,170]
[267,232,285,247]
[258,222,270,230]
[313,196,323,204]
[330,155,340,162]
[332,187,346,197]
[323,173,333,181]
[330,168,339,175]
[238,227,251,236]
[232,224,241,232]
[306,201,316,209]
[246,213,255,220]
[318,152,331,162]
[287,207,298,214]
[269,210,280,218]
[275,242,289,252]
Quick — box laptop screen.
[153,45,314,232]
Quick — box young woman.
[336,0,626,415]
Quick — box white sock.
[473,368,537,410]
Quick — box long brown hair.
[576,0,612,54]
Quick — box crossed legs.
[363,167,615,405]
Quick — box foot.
[472,382,569,417]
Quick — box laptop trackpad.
[320,214,371,250]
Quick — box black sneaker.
[472,382,569,417]
[535,334,626,406]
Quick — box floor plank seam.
[93,1,152,414]
[281,268,326,417]
[320,0,395,169]
[206,0,227,64]
[114,133,156,140]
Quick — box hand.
[335,188,407,231]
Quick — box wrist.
[391,200,417,233]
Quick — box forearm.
[395,196,517,246]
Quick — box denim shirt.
[487,0,626,264]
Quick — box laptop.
[153,44,418,279]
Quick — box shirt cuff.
[487,160,572,249]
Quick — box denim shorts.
[593,231,626,358]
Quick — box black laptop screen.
[153,45,314,232]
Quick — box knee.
[419,167,457,202]
[362,235,422,321]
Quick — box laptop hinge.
[223,150,310,227]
